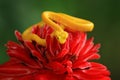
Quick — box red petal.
[0,58,21,66]
[46,61,66,74]
[73,61,91,69]
[79,37,94,56]
[70,32,86,56]
[34,70,65,80]
[15,30,23,42]
[0,63,36,76]
[6,41,40,68]
[56,38,69,58]
[24,41,45,63]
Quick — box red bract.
[0,25,111,80]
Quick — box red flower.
[0,11,111,80]
[0,25,110,80]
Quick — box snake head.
[53,31,68,44]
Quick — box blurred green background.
[0,0,120,79]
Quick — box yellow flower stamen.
[22,11,94,46]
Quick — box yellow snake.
[22,11,94,46]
